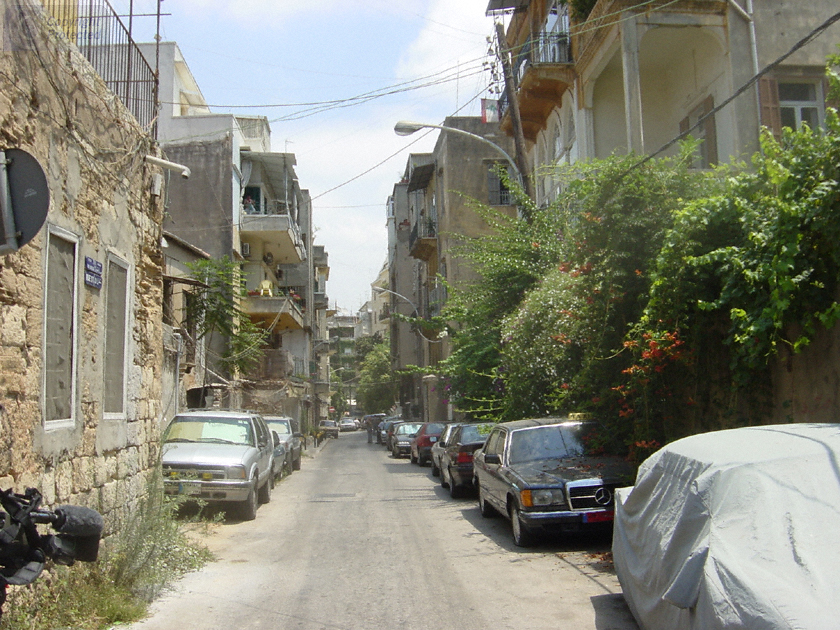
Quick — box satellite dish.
[0,148,50,254]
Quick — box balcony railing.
[514,32,573,84]
[41,0,157,133]
[408,217,437,253]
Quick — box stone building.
[0,0,165,519]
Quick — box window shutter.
[759,77,782,140]
[702,95,718,166]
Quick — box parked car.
[318,419,340,439]
[391,422,424,458]
[384,420,404,451]
[379,417,401,445]
[430,423,461,477]
[473,418,634,546]
[339,417,357,432]
[409,422,447,466]
[161,409,277,520]
[613,423,840,630]
[439,423,493,498]
[264,415,303,474]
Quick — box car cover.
[613,423,840,630]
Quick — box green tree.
[185,256,268,375]
[356,339,396,414]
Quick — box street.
[128,430,639,630]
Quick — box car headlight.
[226,466,247,480]
[521,488,566,508]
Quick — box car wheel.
[418,454,427,467]
[240,485,258,521]
[258,473,271,504]
[449,469,462,498]
[510,504,535,547]
[478,483,496,518]
[293,453,301,471]
[431,459,440,477]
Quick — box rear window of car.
[266,421,291,434]
[508,424,586,464]
[459,424,493,443]
[395,423,422,435]
[426,423,445,433]
[165,416,254,446]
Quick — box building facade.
[0,0,164,519]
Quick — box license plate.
[430,437,437,443]
[179,481,202,495]
[583,510,614,523]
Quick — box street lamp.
[393,120,523,190]
[372,286,444,343]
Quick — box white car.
[161,410,277,520]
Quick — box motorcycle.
[0,487,103,621]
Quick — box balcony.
[409,218,437,262]
[499,31,575,142]
[241,200,305,264]
[246,348,296,380]
[313,291,329,310]
[242,294,304,330]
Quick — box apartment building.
[489,0,840,206]
[389,118,518,422]
[137,42,330,433]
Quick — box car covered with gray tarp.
[613,423,840,630]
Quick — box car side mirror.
[409,433,417,438]
[272,431,280,447]
[484,453,501,465]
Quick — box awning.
[407,163,435,193]
[486,0,530,14]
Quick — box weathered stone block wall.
[0,0,164,523]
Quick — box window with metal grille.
[487,164,512,205]
[104,258,129,415]
[44,229,78,425]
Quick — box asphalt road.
[127,430,640,630]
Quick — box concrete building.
[488,0,840,206]
[137,42,330,433]
[0,0,163,518]
[388,118,518,422]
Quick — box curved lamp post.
[373,286,443,344]
[393,120,524,191]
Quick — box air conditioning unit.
[241,242,251,257]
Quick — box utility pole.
[494,22,533,201]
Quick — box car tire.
[448,468,462,498]
[510,504,535,547]
[431,460,440,477]
[240,485,258,521]
[478,483,496,517]
[258,473,271,504]
[293,453,301,471]
[418,454,427,467]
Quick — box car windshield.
[507,424,586,464]
[164,416,254,446]
[459,423,493,443]
[266,421,291,435]
[396,423,422,435]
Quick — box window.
[679,95,718,169]
[44,228,78,425]
[778,82,823,130]
[104,257,129,415]
[487,164,512,205]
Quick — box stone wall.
[0,0,164,524]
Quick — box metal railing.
[408,217,437,252]
[40,0,157,133]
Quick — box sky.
[116,0,500,312]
